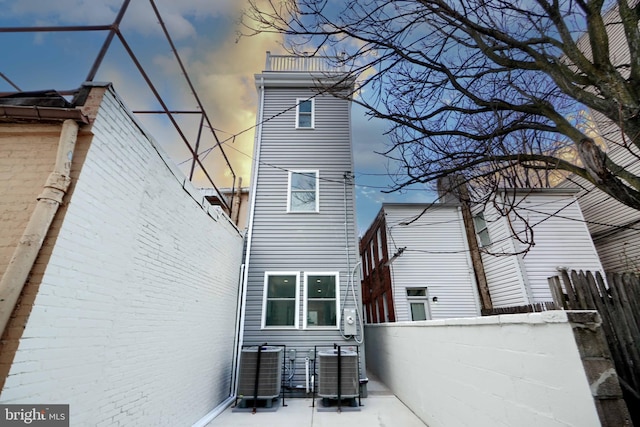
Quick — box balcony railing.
[265,51,345,72]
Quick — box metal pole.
[85,0,131,82]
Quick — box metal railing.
[265,51,345,73]
[0,0,235,213]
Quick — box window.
[304,273,339,328]
[406,288,430,321]
[377,229,384,261]
[296,98,314,128]
[382,292,389,322]
[288,171,318,212]
[262,273,299,328]
[473,212,491,247]
[370,243,375,269]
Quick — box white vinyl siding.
[303,272,340,329]
[555,4,640,272]
[479,191,605,306]
[476,202,529,308]
[295,98,314,129]
[261,272,300,329]
[507,191,605,302]
[243,76,362,380]
[383,204,481,320]
[287,170,319,213]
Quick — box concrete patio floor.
[205,373,428,427]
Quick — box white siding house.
[555,3,640,272]
[361,190,604,317]
[475,189,605,307]
[382,204,481,320]
[240,53,364,392]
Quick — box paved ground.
[205,373,428,427]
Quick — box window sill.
[303,326,339,330]
[261,326,299,330]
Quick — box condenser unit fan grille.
[237,346,283,399]
[317,349,359,398]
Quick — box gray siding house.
[239,53,365,394]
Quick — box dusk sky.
[0,0,436,232]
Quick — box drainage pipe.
[0,119,79,336]
[305,357,310,394]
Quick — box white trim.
[295,97,315,129]
[473,211,492,247]
[261,271,300,329]
[191,395,235,427]
[287,170,320,213]
[406,287,431,321]
[303,271,340,329]
[235,76,265,395]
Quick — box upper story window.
[377,228,384,261]
[296,98,314,129]
[473,212,491,247]
[304,272,339,328]
[262,272,299,329]
[288,170,319,212]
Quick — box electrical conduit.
[0,119,79,336]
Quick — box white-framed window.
[406,287,430,321]
[377,228,383,261]
[287,170,319,212]
[382,292,389,322]
[262,272,300,329]
[370,243,375,269]
[296,98,314,129]
[303,272,339,329]
[473,212,491,247]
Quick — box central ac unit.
[317,349,359,398]
[237,346,283,400]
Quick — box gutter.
[0,105,88,124]
[0,119,80,336]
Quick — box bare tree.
[243,0,640,211]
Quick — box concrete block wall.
[0,86,244,426]
[365,311,624,427]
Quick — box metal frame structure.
[0,0,235,212]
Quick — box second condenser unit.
[317,348,359,399]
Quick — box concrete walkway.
[205,373,428,427]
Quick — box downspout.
[0,119,79,336]
[233,76,265,394]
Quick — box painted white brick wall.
[365,312,601,427]
[0,86,244,426]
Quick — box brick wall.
[0,86,244,426]
[365,311,627,427]
[0,125,59,278]
[0,121,93,390]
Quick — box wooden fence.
[548,270,640,426]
